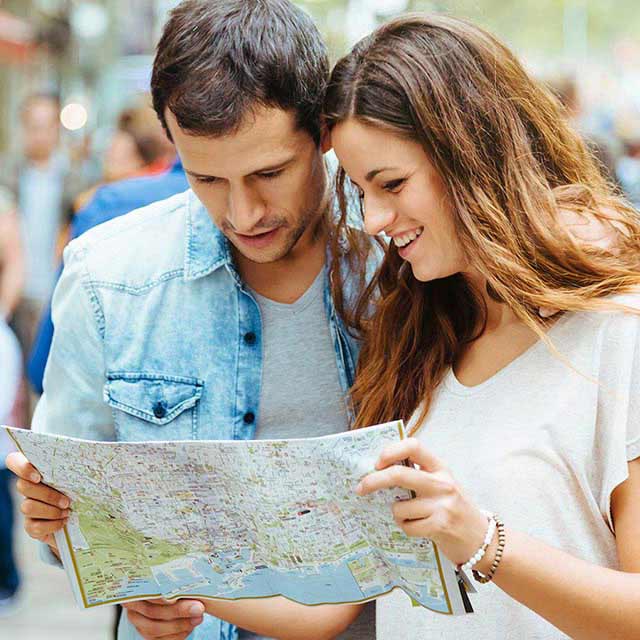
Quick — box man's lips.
[233,227,281,249]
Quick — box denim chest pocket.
[104,372,204,441]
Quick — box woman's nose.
[363,198,396,236]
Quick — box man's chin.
[230,239,292,265]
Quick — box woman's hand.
[356,437,490,568]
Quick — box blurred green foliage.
[297,0,640,61]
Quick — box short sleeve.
[596,295,640,530]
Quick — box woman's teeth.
[393,227,423,248]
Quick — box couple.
[7,1,640,639]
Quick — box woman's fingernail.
[355,482,363,494]
[59,498,69,509]
[31,472,41,483]
[190,617,203,626]
[189,604,204,616]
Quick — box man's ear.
[320,121,333,154]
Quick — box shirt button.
[244,332,256,345]
[153,402,167,419]
[243,412,255,424]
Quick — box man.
[1,94,83,356]
[8,2,372,639]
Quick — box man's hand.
[5,451,70,557]
[123,598,205,640]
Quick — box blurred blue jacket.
[27,159,188,393]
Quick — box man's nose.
[227,185,266,233]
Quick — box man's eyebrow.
[184,156,297,181]
[365,167,398,181]
[184,169,217,180]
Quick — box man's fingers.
[125,609,202,639]
[15,478,70,509]
[21,498,70,520]
[6,452,41,482]
[25,517,68,540]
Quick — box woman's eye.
[383,178,406,193]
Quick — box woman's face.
[331,118,468,282]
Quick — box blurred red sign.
[0,9,36,63]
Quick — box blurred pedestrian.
[72,97,176,214]
[546,75,620,186]
[0,93,80,360]
[0,319,23,617]
[0,187,23,322]
[617,136,640,209]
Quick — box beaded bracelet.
[472,515,505,584]
[457,511,497,573]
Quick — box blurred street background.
[0,0,639,638]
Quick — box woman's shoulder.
[570,289,640,326]
[587,290,640,356]
[555,290,640,360]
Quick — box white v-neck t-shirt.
[377,294,640,639]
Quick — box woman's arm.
[203,597,363,640]
[0,210,24,319]
[485,459,640,639]
[359,439,640,640]
[123,596,363,640]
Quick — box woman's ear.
[320,122,333,154]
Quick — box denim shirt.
[32,189,361,640]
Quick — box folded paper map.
[3,422,470,615]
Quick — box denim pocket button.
[153,402,168,419]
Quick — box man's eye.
[257,169,284,180]
[195,176,220,185]
[383,178,406,193]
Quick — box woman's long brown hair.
[324,14,640,432]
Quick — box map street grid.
[3,422,469,616]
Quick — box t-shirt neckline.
[444,311,575,396]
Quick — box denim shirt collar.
[184,190,235,281]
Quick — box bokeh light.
[60,102,88,131]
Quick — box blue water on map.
[89,548,450,614]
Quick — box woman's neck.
[463,270,519,332]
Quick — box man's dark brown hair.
[151,0,329,145]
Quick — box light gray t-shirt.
[378,294,640,639]
[19,161,66,303]
[239,269,375,640]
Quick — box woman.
[324,13,640,640]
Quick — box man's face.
[166,107,328,264]
[21,98,60,162]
